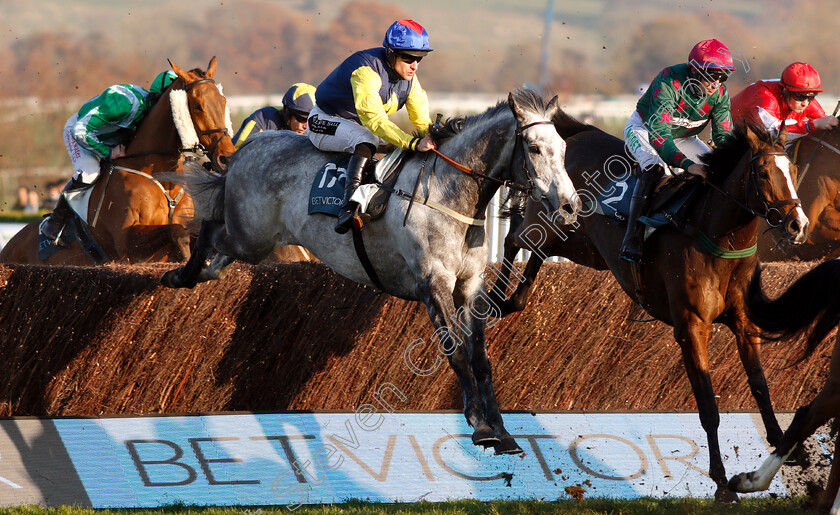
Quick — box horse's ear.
[508,92,526,124]
[778,121,788,146]
[207,56,218,79]
[545,95,560,121]
[169,59,189,83]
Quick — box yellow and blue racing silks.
[315,47,431,150]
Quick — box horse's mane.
[701,122,782,184]
[430,88,552,144]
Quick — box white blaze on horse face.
[524,122,577,224]
[774,154,809,243]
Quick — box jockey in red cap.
[621,39,736,262]
[731,62,838,145]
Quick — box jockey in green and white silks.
[40,70,177,244]
[620,39,735,263]
[308,19,437,234]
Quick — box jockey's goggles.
[790,91,817,102]
[396,52,423,64]
[290,110,309,123]
[701,69,729,83]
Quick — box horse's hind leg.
[161,220,220,288]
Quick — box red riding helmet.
[781,62,824,93]
[688,39,735,71]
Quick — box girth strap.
[352,227,386,291]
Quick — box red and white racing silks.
[731,79,826,141]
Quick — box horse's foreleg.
[424,274,495,448]
[502,254,545,315]
[161,220,220,288]
[459,284,521,455]
[487,217,524,309]
[675,317,738,503]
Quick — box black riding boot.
[619,171,659,263]
[335,155,369,234]
[40,177,86,245]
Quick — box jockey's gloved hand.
[813,116,839,131]
[686,163,708,180]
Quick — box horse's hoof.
[161,268,195,289]
[728,473,752,493]
[714,487,740,503]
[161,269,181,288]
[472,425,501,448]
[494,435,523,455]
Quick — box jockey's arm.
[709,90,733,146]
[813,115,839,131]
[644,78,695,170]
[404,77,432,135]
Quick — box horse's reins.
[397,120,553,226]
[704,150,801,225]
[431,119,554,194]
[689,150,801,258]
[796,100,840,189]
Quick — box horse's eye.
[192,103,203,112]
[759,169,770,180]
[528,144,540,154]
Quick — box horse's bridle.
[116,77,230,174]
[705,150,801,229]
[182,77,230,174]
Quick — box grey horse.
[161,88,579,453]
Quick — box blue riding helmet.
[382,19,433,57]
[150,70,178,94]
[281,82,316,115]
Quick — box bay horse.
[729,260,840,514]
[160,89,580,453]
[0,57,235,265]
[488,114,809,500]
[759,127,840,261]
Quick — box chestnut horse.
[488,114,808,501]
[0,57,235,265]
[729,260,840,514]
[759,127,840,261]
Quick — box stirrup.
[39,218,67,247]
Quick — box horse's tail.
[747,260,840,362]
[551,108,598,140]
[163,161,226,222]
